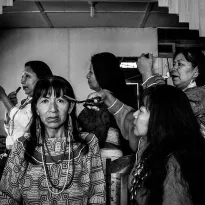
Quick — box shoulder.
[163,155,192,205]
[185,86,205,101]
[14,133,30,151]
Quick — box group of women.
[0,48,205,205]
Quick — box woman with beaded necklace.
[87,84,205,205]
[0,76,106,204]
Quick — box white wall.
[0,27,157,135]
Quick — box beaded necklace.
[130,156,149,205]
[44,137,68,164]
[129,137,149,205]
[41,134,73,195]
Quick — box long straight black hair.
[91,52,131,105]
[140,85,205,205]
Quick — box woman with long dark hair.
[0,76,105,204]
[87,84,205,205]
[78,52,132,155]
[78,52,132,205]
[0,60,53,150]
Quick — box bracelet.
[113,104,124,116]
[107,99,118,110]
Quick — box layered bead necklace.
[130,137,149,205]
[130,156,149,205]
[41,133,74,195]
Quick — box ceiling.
[0,0,190,29]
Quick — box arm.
[137,54,166,89]
[0,140,25,204]
[87,90,140,152]
[88,136,106,205]
[0,86,15,112]
[108,100,140,152]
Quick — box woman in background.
[0,76,105,204]
[78,52,133,205]
[0,61,53,150]
[78,52,132,156]
[138,49,205,137]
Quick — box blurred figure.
[0,76,105,204]
[0,61,53,150]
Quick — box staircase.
[158,0,205,37]
[0,0,13,14]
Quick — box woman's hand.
[87,89,116,111]
[0,86,16,112]
[137,53,154,82]
[0,86,6,101]
[8,91,18,106]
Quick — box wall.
[0,27,157,135]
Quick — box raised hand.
[0,86,6,101]
[137,53,154,82]
[8,91,18,105]
[87,89,116,111]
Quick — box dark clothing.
[78,104,132,155]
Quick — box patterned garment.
[0,133,106,205]
[4,97,32,149]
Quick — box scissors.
[63,95,102,106]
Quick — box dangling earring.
[36,116,42,145]
[68,115,73,134]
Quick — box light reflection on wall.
[120,62,137,68]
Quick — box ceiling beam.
[15,0,158,2]
[34,1,54,28]
[140,2,154,27]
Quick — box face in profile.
[133,106,150,137]
[86,64,101,91]
[21,66,39,97]
[36,89,69,130]
[170,53,198,90]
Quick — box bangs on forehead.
[39,85,65,98]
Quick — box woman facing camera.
[87,85,205,205]
[0,76,105,204]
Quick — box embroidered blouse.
[0,132,106,205]
[4,97,32,149]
